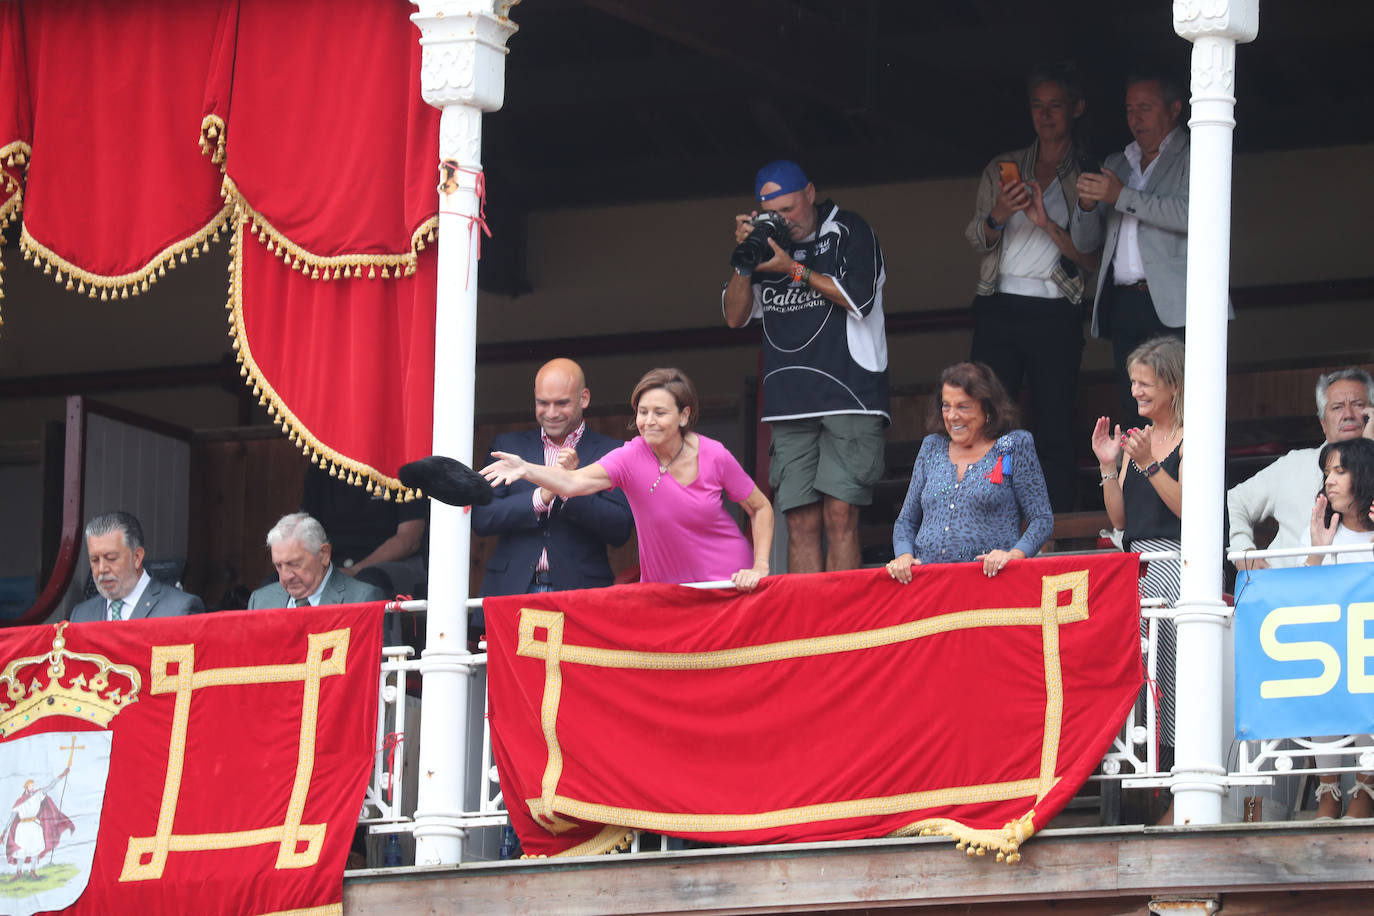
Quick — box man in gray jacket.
[70,511,203,622]
[1071,72,1225,424]
[248,512,384,609]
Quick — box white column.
[409,0,519,866]
[1171,0,1258,826]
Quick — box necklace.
[650,437,686,494]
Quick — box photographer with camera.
[723,160,889,575]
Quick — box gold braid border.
[0,140,32,328]
[224,208,421,501]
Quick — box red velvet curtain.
[486,556,1143,859]
[0,0,441,495]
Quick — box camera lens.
[729,215,787,276]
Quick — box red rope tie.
[381,732,404,801]
[438,161,491,289]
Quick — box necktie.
[108,599,124,621]
[296,598,309,609]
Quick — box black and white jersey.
[726,200,890,423]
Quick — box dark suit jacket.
[471,428,633,598]
[70,577,204,623]
[247,566,385,609]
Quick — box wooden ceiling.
[483,0,1373,210]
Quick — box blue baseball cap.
[755,160,810,202]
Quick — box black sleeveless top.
[1122,442,1182,549]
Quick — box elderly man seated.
[248,512,384,609]
[1228,368,1374,569]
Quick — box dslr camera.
[730,211,790,276]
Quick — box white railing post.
[409,0,519,866]
[1171,0,1259,826]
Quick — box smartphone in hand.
[998,161,1021,186]
[1077,154,1101,175]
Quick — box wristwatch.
[985,214,1005,232]
[1144,461,1161,477]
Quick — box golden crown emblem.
[0,621,142,738]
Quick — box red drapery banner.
[0,0,442,495]
[0,602,381,916]
[485,555,1143,860]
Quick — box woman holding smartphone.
[965,62,1100,513]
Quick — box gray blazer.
[1070,129,1231,336]
[247,566,384,610]
[70,577,204,623]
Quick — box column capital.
[1173,0,1258,44]
[410,0,520,112]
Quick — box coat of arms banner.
[0,603,382,916]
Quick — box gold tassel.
[100,289,109,301]
[120,287,128,299]
[310,267,320,280]
[380,266,391,279]
[367,266,376,279]
[65,279,74,291]
[179,251,188,264]
[382,487,392,502]
[290,257,300,270]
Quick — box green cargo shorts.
[768,414,886,513]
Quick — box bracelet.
[790,261,811,284]
[985,213,1005,232]
[1098,469,1115,486]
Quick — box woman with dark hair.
[1299,436,1374,817]
[886,361,1053,583]
[966,61,1099,513]
[481,367,773,589]
[1303,437,1374,566]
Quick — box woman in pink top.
[481,368,774,589]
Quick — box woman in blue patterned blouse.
[887,362,1054,582]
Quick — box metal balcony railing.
[358,547,1373,864]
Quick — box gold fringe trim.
[222,175,437,282]
[18,201,233,301]
[888,809,1036,864]
[199,114,226,166]
[0,141,32,329]
[522,824,636,859]
[224,208,420,501]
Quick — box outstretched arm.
[481,451,612,499]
